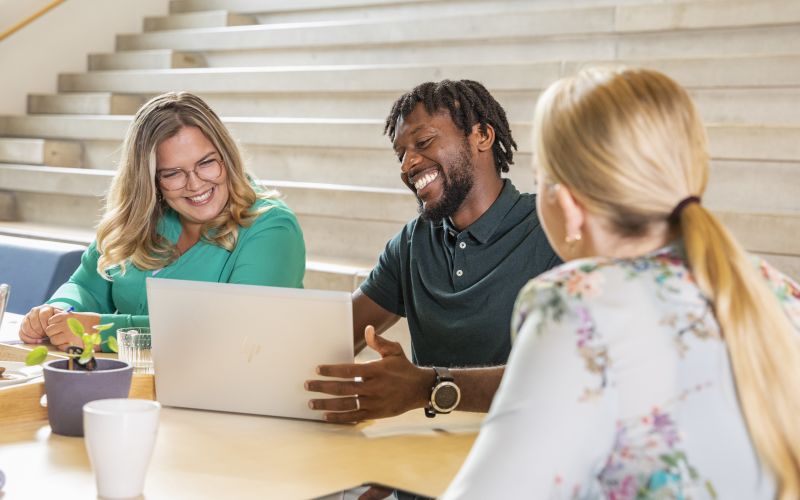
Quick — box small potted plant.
[26,318,133,437]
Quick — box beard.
[417,144,475,221]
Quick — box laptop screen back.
[147,278,353,420]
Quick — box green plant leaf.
[93,323,114,332]
[25,346,49,366]
[106,335,119,353]
[89,333,101,346]
[66,317,85,336]
[78,345,94,365]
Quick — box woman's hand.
[19,305,62,344]
[45,311,101,351]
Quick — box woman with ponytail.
[443,68,800,499]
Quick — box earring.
[565,232,582,254]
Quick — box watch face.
[432,382,460,412]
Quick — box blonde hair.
[533,67,800,498]
[96,91,277,276]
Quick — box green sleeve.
[46,241,114,313]
[97,314,150,353]
[229,206,306,288]
[43,242,149,352]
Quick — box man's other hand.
[305,325,433,423]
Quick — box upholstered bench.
[0,235,85,314]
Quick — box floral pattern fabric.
[443,243,796,499]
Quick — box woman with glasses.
[443,68,800,499]
[19,92,306,350]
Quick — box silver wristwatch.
[425,366,461,418]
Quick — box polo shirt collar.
[442,179,520,244]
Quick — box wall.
[0,0,54,34]
[0,0,169,115]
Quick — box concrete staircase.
[0,0,798,295]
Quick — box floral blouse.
[443,243,799,499]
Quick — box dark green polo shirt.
[360,179,560,367]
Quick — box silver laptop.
[146,278,353,421]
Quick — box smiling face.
[156,126,229,227]
[393,104,476,221]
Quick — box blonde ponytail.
[680,203,800,499]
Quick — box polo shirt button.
[459,242,466,249]
[456,269,464,277]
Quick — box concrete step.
[169,0,533,15]
[1,114,798,162]
[689,88,800,127]
[144,10,255,32]
[27,93,146,116]
[0,191,16,221]
[615,0,800,32]
[166,0,708,15]
[716,211,800,256]
[108,24,800,68]
[0,221,95,245]
[706,125,800,162]
[225,0,680,25]
[706,161,800,215]
[118,2,800,56]
[168,0,800,32]
[0,138,82,167]
[24,87,800,128]
[58,56,800,96]
[88,50,205,71]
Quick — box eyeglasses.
[156,158,223,191]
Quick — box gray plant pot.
[42,359,133,437]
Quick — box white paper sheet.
[360,410,483,438]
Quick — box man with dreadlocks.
[306,80,559,423]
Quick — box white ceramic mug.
[83,399,161,499]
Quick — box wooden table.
[0,314,481,499]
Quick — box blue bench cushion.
[0,235,86,314]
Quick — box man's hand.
[19,305,62,344]
[45,311,101,351]
[306,325,433,423]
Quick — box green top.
[47,198,306,350]
[360,179,560,367]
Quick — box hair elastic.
[669,195,701,222]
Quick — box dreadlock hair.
[384,80,517,175]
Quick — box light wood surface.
[0,407,480,499]
[0,316,481,499]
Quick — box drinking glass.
[116,327,153,374]
[0,284,9,323]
